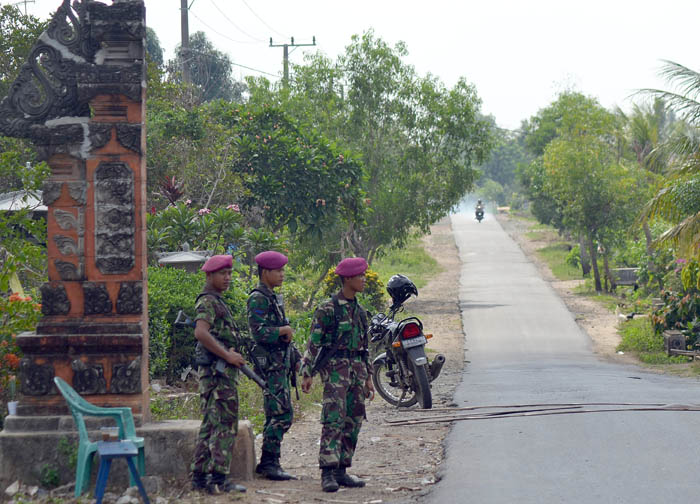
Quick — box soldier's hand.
[301,375,313,393]
[364,377,375,401]
[279,325,293,343]
[227,350,246,368]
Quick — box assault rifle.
[174,310,286,407]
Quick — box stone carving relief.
[54,235,78,256]
[54,259,81,281]
[67,182,87,205]
[42,182,63,206]
[53,208,79,230]
[115,124,141,154]
[94,162,134,274]
[116,282,142,314]
[82,282,112,315]
[19,359,55,396]
[110,357,141,394]
[88,123,113,150]
[51,207,85,280]
[71,359,106,395]
[40,283,70,316]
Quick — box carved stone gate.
[0,1,256,489]
[0,0,149,419]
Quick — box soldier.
[190,254,247,494]
[247,251,301,481]
[300,257,375,493]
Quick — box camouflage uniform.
[247,284,301,459]
[191,288,241,476]
[301,295,371,469]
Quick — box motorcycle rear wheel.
[372,358,419,408]
[410,360,432,409]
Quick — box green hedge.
[147,266,250,382]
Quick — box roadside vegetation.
[0,6,486,425]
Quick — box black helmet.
[386,274,418,306]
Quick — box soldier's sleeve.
[361,307,373,376]
[247,292,281,345]
[300,304,332,377]
[194,295,216,326]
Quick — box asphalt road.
[425,210,700,504]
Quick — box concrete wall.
[0,419,254,492]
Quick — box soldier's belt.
[333,349,364,358]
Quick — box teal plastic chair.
[53,377,145,498]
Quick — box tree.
[169,31,246,103]
[248,30,492,261]
[477,121,530,205]
[639,61,700,260]
[145,27,164,68]
[0,5,47,98]
[536,94,647,291]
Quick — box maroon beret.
[334,257,368,277]
[255,250,288,269]
[201,254,233,273]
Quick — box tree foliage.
[638,61,700,259]
[521,92,650,291]
[169,31,246,103]
[0,5,47,98]
[248,30,492,260]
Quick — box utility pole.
[180,0,191,84]
[13,0,35,15]
[269,36,316,87]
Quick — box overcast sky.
[12,0,700,130]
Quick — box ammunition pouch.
[249,343,272,375]
[194,341,215,367]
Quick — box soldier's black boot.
[191,471,207,492]
[256,450,295,480]
[272,454,297,480]
[207,471,246,494]
[321,467,339,492]
[334,466,366,488]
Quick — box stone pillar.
[0,1,256,489]
[0,0,148,418]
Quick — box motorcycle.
[369,274,446,409]
[475,206,484,222]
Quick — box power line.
[190,10,259,45]
[179,48,280,79]
[239,0,288,39]
[209,0,266,43]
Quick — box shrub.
[321,267,385,312]
[565,244,581,269]
[1,292,41,425]
[147,266,250,383]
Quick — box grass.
[617,318,689,365]
[372,236,443,289]
[536,243,582,281]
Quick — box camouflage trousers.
[318,357,368,468]
[261,368,293,456]
[191,367,239,475]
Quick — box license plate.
[401,336,426,349]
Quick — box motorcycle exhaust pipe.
[429,354,446,382]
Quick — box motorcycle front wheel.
[410,360,432,409]
[372,358,419,408]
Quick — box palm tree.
[639,61,700,258]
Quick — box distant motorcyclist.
[475,200,485,222]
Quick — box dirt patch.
[495,213,635,365]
